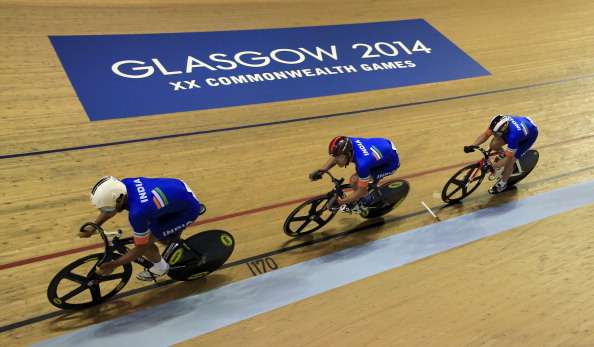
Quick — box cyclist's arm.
[493,133,517,169]
[80,211,117,237]
[493,153,513,169]
[339,167,370,204]
[339,183,368,204]
[319,156,337,172]
[502,132,520,159]
[107,236,157,268]
[95,211,117,226]
[471,129,492,146]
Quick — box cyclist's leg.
[511,128,539,176]
[515,129,538,160]
[155,200,202,241]
[138,201,203,280]
[375,151,400,186]
[489,135,506,153]
[141,234,163,262]
[135,233,171,281]
[348,173,371,201]
[337,173,364,212]
[349,173,359,188]
[365,160,399,206]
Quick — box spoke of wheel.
[464,167,476,181]
[89,284,102,302]
[451,178,465,187]
[308,199,322,215]
[295,219,312,234]
[291,216,309,222]
[61,284,88,302]
[313,215,325,225]
[446,184,463,198]
[99,273,126,281]
[64,271,89,285]
[470,176,481,183]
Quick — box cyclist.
[309,136,400,213]
[464,114,538,194]
[81,176,205,281]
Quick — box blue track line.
[3,72,594,160]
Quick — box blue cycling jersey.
[349,137,400,182]
[502,116,538,157]
[122,177,201,240]
[487,116,538,159]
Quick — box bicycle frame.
[321,171,382,207]
[313,171,345,209]
[82,222,154,270]
[473,146,525,180]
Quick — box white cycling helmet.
[489,114,511,135]
[90,176,127,211]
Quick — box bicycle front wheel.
[283,195,337,237]
[47,253,132,310]
[441,163,485,204]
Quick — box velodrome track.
[1,0,594,345]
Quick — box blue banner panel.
[50,19,490,121]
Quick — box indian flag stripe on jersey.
[152,188,168,209]
[370,146,383,160]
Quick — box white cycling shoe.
[338,202,365,214]
[136,262,170,281]
[488,180,508,195]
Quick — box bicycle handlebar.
[79,222,123,266]
[468,146,499,161]
[320,171,346,195]
[80,222,107,243]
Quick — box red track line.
[0,244,103,270]
[1,134,592,271]
[0,197,320,271]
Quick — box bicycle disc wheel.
[441,163,485,204]
[47,253,132,310]
[361,179,410,219]
[283,195,337,237]
[165,230,235,281]
[507,150,539,187]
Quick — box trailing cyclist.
[82,176,205,281]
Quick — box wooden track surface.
[1,0,594,345]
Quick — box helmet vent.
[91,176,111,195]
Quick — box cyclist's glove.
[463,145,476,153]
[309,170,324,181]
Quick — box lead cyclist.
[464,114,539,194]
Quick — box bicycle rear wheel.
[165,230,235,281]
[47,253,132,310]
[441,163,486,204]
[361,179,410,219]
[507,150,539,187]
